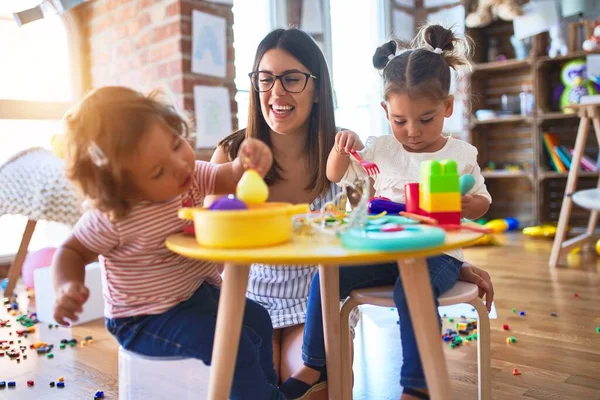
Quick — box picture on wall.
[194,85,232,149]
[192,10,227,78]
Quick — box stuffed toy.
[582,24,600,52]
[552,59,600,113]
[548,25,568,58]
[466,0,524,28]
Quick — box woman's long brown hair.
[219,28,336,197]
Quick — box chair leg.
[4,219,37,297]
[340,297,359,400]
[469,297,492,400]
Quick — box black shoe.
[279,366,327,400]
[403,387,430,399]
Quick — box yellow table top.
[166,227,483,265]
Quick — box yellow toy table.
[166,228,483,400]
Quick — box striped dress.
[246,182,360,329]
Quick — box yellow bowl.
[179,202,310,249]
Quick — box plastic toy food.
[208,195,248,211]
[236,169,269,204]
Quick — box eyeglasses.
[249,71,318,93]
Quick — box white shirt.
[339,135,492,262]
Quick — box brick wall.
[74,0,237,157]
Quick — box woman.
[208,28,495,399]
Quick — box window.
[0,9,79,260]
[232,0,275,130]
[329,0,388,142]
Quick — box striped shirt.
[247,182,359,330]
[73,161,221,318]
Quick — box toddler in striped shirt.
[52,86,285,400]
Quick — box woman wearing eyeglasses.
[207,28,338,400]
[207,28,495,400]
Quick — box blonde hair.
[373,23,472,101]
[63,86,190,219]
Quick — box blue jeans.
[302,255,463,389]
[106,283,283,400]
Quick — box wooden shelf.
[538,171,599,181]
[482,170,531,179]
[535,50,600,66]
[538,112,578,122]
[473,58,532,72]
[473,115,532,125]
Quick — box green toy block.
[420,160,460,194]
[420,160,458,178]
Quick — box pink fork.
[349,150,380,176]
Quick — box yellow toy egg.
[236,169,269,204]
[596,239,600,256]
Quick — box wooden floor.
[1,233,599,399]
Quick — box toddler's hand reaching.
[54,281,90,326]
[461,194,474,217]
[335,130,364,155]
[239,138,273,177]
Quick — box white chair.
[118,346,211,400]
[340,281,491,400]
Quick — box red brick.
[149,40,180,63]
[92,49,112,65]
[136,30,155,49]
[155,21,180,42]
[89,14,115,36]
[168,79,185,94]
[115,4,136,23]
[165,2,181,17]
[116,41,134,58]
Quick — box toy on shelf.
[548,25,568,58]
[553,59,600,113]
[596,239,600,256]
[582,24,600,52]
[465,0,523,28]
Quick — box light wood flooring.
[1,233,599,399]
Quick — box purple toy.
[368,198,406,215]
[208,195,248,211]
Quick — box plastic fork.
[349,150,380,176]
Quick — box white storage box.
[33,262,105,326]
[119,346,210,400]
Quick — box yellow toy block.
[421,192,461,213]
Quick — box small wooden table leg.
[319,264,344,400]
[5,219,36,297]
[207,263,250,400]
[549,112,590,268]
[397,257,451,400]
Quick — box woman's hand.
[459,263,494,312]
[238,138,274,176]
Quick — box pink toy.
[22,247,57,289]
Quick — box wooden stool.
[549,104,600,268]
[340,281,491,400]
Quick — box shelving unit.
[465,16,600,227]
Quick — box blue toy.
[339,224,446,252]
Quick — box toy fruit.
[522,225,558,238]
[236,169,268,204]
[459,174,475,195]
[209,195,248,211]
[596,239,600,256]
